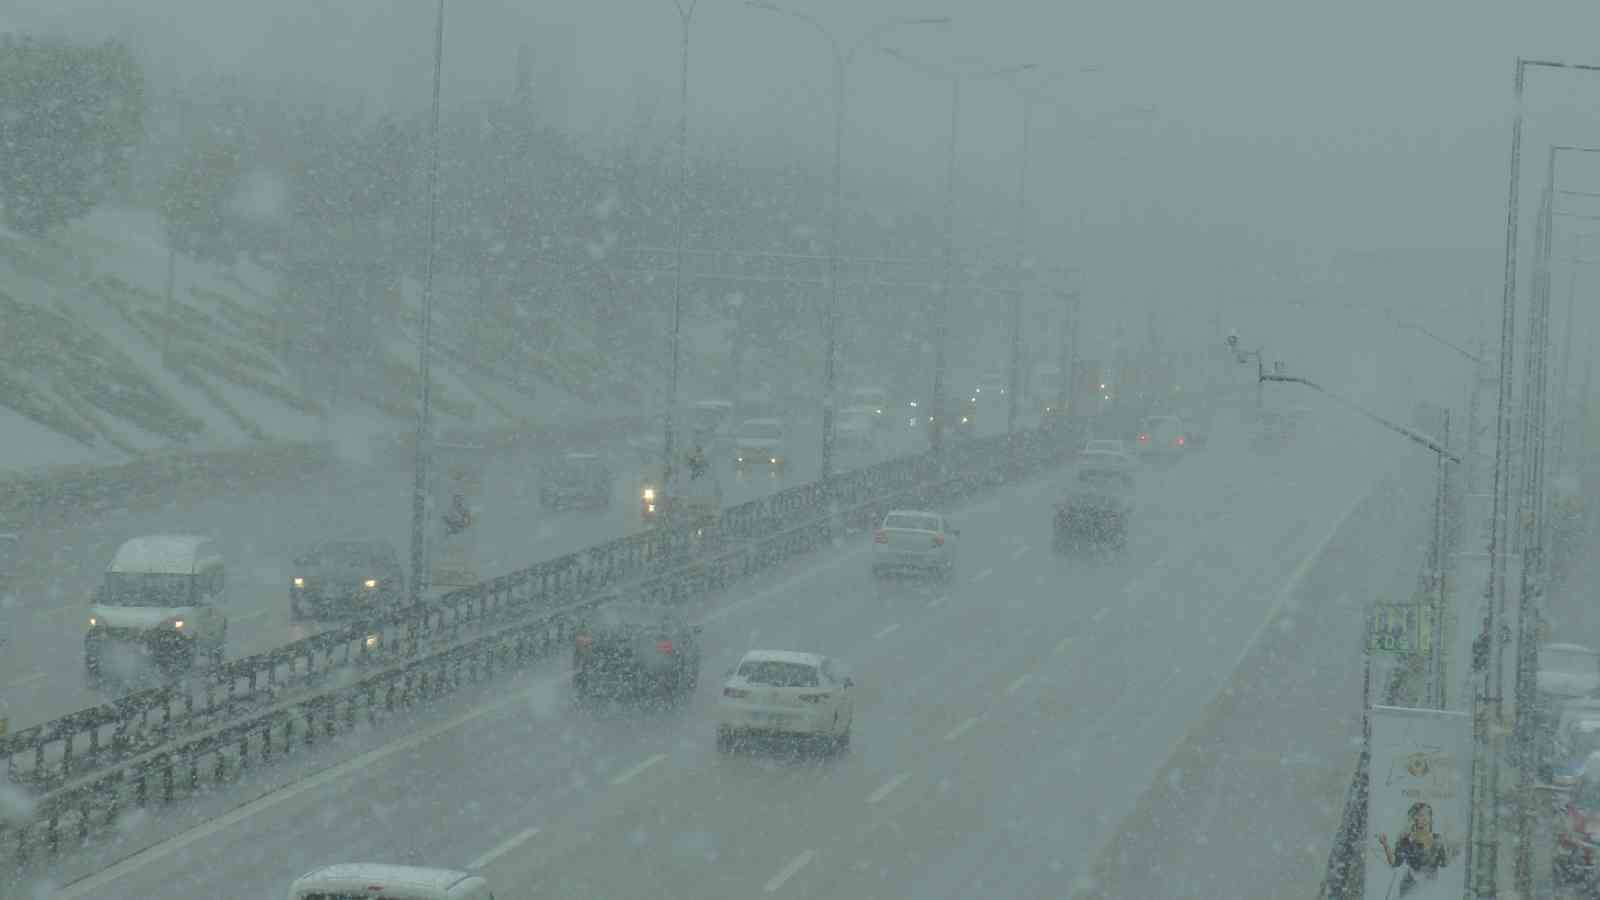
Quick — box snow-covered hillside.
[0,208,627,474]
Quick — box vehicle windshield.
[736,660,820,688]
[883,513,940,531]
[297,542,387,568]
[102,572,194,607]
[591,604,679,631]
[738,422,782,439]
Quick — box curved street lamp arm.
[1259,373,1462,462]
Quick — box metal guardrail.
[1317,663,1409,899]
[0,424,1077,871]
[0,416,654,795]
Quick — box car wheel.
[834,723,851,754]
[716,726,734,754]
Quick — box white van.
[84,534,228,678]
[288,863,494,900]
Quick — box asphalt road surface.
[24,415,1401,900]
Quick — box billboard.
[1365,706,1470,899]
[430,435,488,593]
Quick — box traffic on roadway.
[0,414,927,733]
[26,410,1400,900]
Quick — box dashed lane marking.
[873,623,901,640]
[974,568,994,582]
[1092,607,1110,623]
[3,671,45,691]
[468,826,542,870]
[610,753,667,786]
[1005,673,1032,696]
[866,771,911,805]
[1010,545,1031,561]
[943,716,982,742]
[764,850,815,893]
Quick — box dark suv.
[573,602,703,704]
[289,540,406,621]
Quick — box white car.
[871,510,958,580]
[85,535,228,679]
[287,864,494,900]
[716,650,855,753]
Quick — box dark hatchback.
[290,540,406,621]
[573,602,703,704]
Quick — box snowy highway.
[0,419,925,731]
[31,415,1401,900]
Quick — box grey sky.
[10,0,1600,411]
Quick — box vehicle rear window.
[737,660,820,688]
[883,513,939,532]
[592,604,679,630]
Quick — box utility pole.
[408,0,447,608]
[662,0,699,515]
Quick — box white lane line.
[1010,545,1030,561]
[48,669,569,899]
[974,568,994,582]
[943,716,982,742]
[1005,673,1032,696]
[764,849,816,893]
[702,545,872,624]
[866,771,911,805]
[468,826,542,869]
[1054,636,1073,656]
[1091,606,1110,623]
[873,623,901,640]
[611,752,667,786]
[926,595,945,609]
[3,671,45,691]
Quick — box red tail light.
[656,639,675,654]
[874,530,888,543]
[1175,436,1185,447]
[575,634,593,650]
[723,687,749,699]
[933,534,945,546]
[1138,433,1149,442]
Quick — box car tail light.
[1138,433,1149,442]
[933,534,945,546]
[656,638,675,654]
[798,693,829,704]
[575,634,593,650]
[723,687,749,699]
[874,530,888,543]
[1175,436,1185,447]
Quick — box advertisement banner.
[430,434,487,592]
[1366,706,1471,900]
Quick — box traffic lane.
[3,446,637,728]
[712,452,1389,899]
[1077,468,1425,900]
[36,434,1352,899]
[39,456,1094,900]
[486,450,1384,897]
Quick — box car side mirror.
[843,677,855,689]
[693,625,704,635]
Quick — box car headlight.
[173,619,185,630]
[293,576,304,587]
[364,578,378,589]
[642,488,656,501]
[365,634,380,649]
[88,616,98,627]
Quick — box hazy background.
[9,0,1600,433]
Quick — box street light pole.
[408,0,446,608]
[661,0,698,516]
[881,51,1037,463]
[741,4,949,484]
[1005,91,1033,446]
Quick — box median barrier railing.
[0,423,1078,872]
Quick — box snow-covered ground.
[0,208,612,475]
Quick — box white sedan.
[716,650,855,753]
